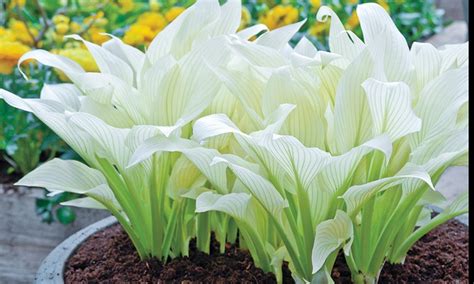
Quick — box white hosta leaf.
[78,96,135,128]
[140,55,177,102]
[66,34,134,86]
[181,187,211,200]
[196,192,252,220]
[410,128,468,165]
[0,90,95,160]
[417,189,446,207]
[125,125,182,154]
[40,84,81,111]
[410,42,441,96]
[440,42,468,72]
[212,157,288,217]
[146,0,221,62]
[403,150,467,197]
[15,158,106,194]
[18,49,84,80]
[266,245,288,284]
[151,51,221,126]
[237,24,268,40]
[228,38,289,68]
[262,66,326,148]
[343,163,434,215]
[169,156,207,199]
[409,66,468,148]
[183,148,229,194]
[63,184,122,212]
[317,6,364,60]
[294,36,318,58]
[61,197,106,209]
[204,0,241,37]
[317,67,343,120]
[74,73,114,105]
[18,52,117,111]
[102,35,145,84]
[193,113,244,143]
[315,51,345,69]
[261,103,296,134]
[262,134,331,190]
[315,135,392,195]
[128,135,197,167]
[210,62,265,129]
[256,20,306,51]
[312,210,353,273]
[193,113,292,192]
[68,112,130,169]
[128,135,228,193]
[332,49,374,154]
[357,3,412,83]
[362,78,421,141]
[440,191,468,216]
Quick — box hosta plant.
[154,2,468,283]
[0,1,468,284]
[0,0,274,260]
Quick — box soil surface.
[65,218,468,283]
[332,217,468,283]
[0,159,22,193]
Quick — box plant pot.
[0,184,111,283]
[35,209,468,283]
[34,216,117,283]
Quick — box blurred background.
[0,0,469,283]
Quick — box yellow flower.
[377,0,389,11]
[347,0,358,4]
[8,0,26,8]
[52,14,70,25]
[239,6,251,31]
[259,5,299,30]
[87,27,109,45]
[0,41,30,74]
[70,22,82,33]
[345,10,359,29]
[55,23,69,34]
[165,7,185,22]
[84,11,105,26]
[53,47,98,80]
[123,24,156,46]
[94,18,109,28]
[308,21,329,36]
[138,12,167,31]
[9,20,37,45]
[118,0,134,13]
[0,27,16,42]
[310,0,321,12]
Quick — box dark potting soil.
[0,159,22,193]
[65,218,468,283]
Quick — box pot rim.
[34,215,117,284]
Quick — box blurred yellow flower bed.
[1,0,444,78]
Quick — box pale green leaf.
[362,78,421,141]
[312,210,353,273]
[15,158,106,194]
